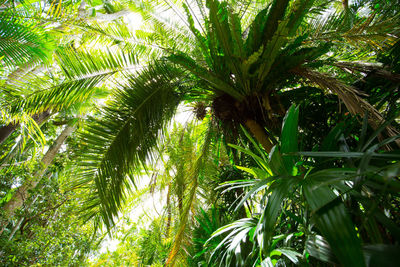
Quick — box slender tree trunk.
[8,217,24,240]
[0,110,51,145]
[0,124,17,145]
[165,184,172,238]
[342,0,349,10]
[0,125,75,230]
[8,193,40,240]
[244,119,274,153]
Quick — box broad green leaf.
[268,146,287,175]
[303,180,365,267]
[306,235,337,264]
[280,105,299,174]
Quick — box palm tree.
[0,0,146,146]
[73,0,400,232]
[122,121,221,266]
[0,0,146,236]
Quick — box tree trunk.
[8,193,41,240]
[342,0,349,10]
[165,184,172,238]
[0,125,75,230]
[0,110,51,145]
[244,119,274,153]
[0,124,17,145]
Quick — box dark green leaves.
[280,105,299,174]
[303,178,365,267]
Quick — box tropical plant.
[75,0,400,231]
[0,130,101,266]
[207,105,400,266]
[1,0,400,266]
[0,0,142,149]
[0,0,142,229]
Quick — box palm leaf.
[166,123,213,266]
[0,14,55,68]
[280,105,299,174]
[74,62,184,229]
[303,177,365,267]
[7,48,137,117]
[307,10,400,51]
[292,67,390,132]
[168,52,242,99]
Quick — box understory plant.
[205,105,400,266]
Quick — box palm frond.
[55,46,138,80]
[129,0,196,55]
[168,52,242,99]
[76,20,165,59]
[292,67,388,130]
[0,14,55,68]
[73,62,185,229]
[207,217,258,265]
[166,121,214,266]
[6,47,137,118]
[307,10,400,51]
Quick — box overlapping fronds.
[61,0,400,244]
[0,112,46,166]
[170,0,327,98]
[5,47,138,118]
[77,19,168,62]
[0,14,55,68]
[0,0,82,20]
[72,62,185,229]
[307,10,400,51]
[129,0,196,55]
[165,121,217,266]
[291,67,395,132]
[78,19,134,43]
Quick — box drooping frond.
[5,47,138,119]
[73,62,185,229]
[165,121,214,266]
[292,66,400,143]
[306,10,400,51]
[55,46,138,80]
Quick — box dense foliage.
[1,0,400,266]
